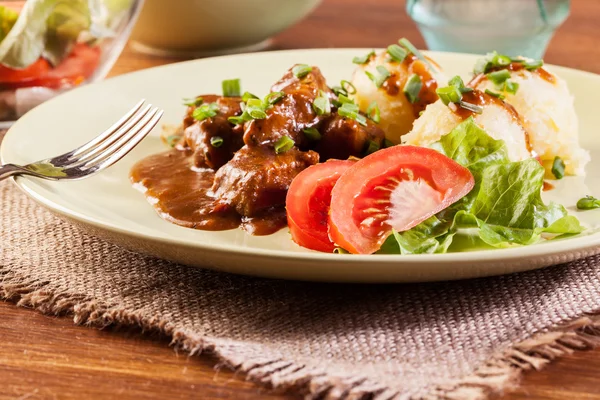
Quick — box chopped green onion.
[210,136,224,148]
[242,91,259,102]
[352,50,375,64]
[503,80,520,95]
[274,135,294,154]
[222,78,241,97]
[338,102,367,126]
[524,59,544,70]
[245,98,268,119]
[227,115,246,125]
[264,91,285,106]
[448,76,473,93]
[387,44,408,63]
[459,101,483,114]
[577,195,600,210]
[183,97,203,107]
[292,64,312,79]
[165,134,181,148]
[383,139,395,148]
[365,65,391,88]
[398,37,437,72]
[192,102,219,121]
[303,127,322,141]
[331,86,345,97]
[551,156,565,179]
[436,85,462,105]
[336,94,355,105]
[312,91,331,116]
[473,51,512,74]
[484,89,505,100]
[365,140,380,155]
[333,247,349,254]
[366,101,380,123]
[403,73,422,103]
[341,80,357,94]
[486,69,511,85]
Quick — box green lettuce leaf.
[0,0,132,69]
[382,117,582,254]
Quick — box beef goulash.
[130,65,385,235]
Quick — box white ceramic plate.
[2,49,600,283]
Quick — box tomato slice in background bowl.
[0,43,101,89]
[329,145,474,254]
[286,159,355,253]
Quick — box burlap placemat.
[2,174,600,399]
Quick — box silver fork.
[0,100,163,182]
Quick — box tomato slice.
[286,159,355,252]
[0,43,101,89]
[329,146,474,254]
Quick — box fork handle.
[0,164,22,182]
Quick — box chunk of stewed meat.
[314,113,385,161]
[212,146,319,216]
[243,65,334,149]
[182,95,244,169]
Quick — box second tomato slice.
[329,145,474,254]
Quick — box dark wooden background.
[2,0,600,399]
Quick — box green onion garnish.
[227,115,246,125]
[341,80,356,94]
[303,127,322,141]
[210,136,224,148]
[503,80,519,95]
[459,101,483,114]
[387,44,408,63]
[292,64,312,79]
[264,91,285,106]
[366,101,380,123]
[484,89,505,100]
[165,134,181,148]
[577,195,600,210]
[274,135,294,154]
[352,50,375,64]
[338,102,367,126]
[403,74,422,104]
[242,91,259,102]
[486,69,511,85]
[336,94,355,106]
[473,51,512,75]
[222,78,241,97]
[551,156,565,179]
[245,98,268,119]
[448,76,473,93]
[383,139,395,148]
[398,37,437,72]
[183,97,203,107]
[192,102,219,121]
[365,140,380,155]
[524,59,544,70]
[436,85,462,105]
[312,91,331,116]
[365,65,391,88]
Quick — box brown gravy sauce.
[382,54,439,117]
[130,149,287,235]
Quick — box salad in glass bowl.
[0,0,142,128]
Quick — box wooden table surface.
[3,0,600,399]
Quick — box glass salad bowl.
[0,0,143,128]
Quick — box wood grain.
[3,0,600,399]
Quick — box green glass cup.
[407,0,570,59]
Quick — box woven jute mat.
[2,165,600,399]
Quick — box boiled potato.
[349,49,443,144]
